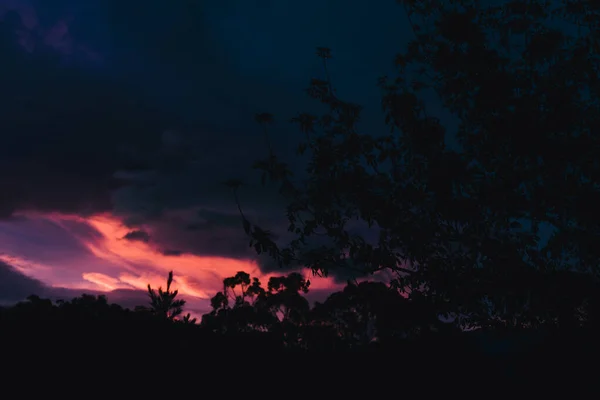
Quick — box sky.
[0,0,413,318]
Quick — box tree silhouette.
[136,271,187,321]
[201,271,277,334]
[233,0,600,330]
[309,281,456,350]
[261,272,311,347]
[201,271,314,348]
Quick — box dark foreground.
[2,292,598,391]
[3,314,597,388]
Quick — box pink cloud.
[0,211,345,319]
[0,0,101,59]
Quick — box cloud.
[161,249,183,256]
[0,0,38,29]
[0,54,169,219]
[0,0,412,282]
[0,210,391,320]
[0,259,45,302]
[0,259,212,318]
[0,213,226,317]
[0,254,346,321]
[0,0,105,60]
[0,212,344,311]
[0,3,178,219]
[1,0,406,211]
[122,230,150,243]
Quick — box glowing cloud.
[1,211,342,309]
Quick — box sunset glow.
[0,211,343,317]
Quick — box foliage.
[233,0,600,329]
[200,271,460,350]
[135,270,194,322]
[200,271,311,347]
[1,270,600,384]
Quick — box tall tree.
[201,271,277,334]
[201,272,311,347]
[136,271,187,321]
[237,0,600,328]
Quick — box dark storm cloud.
[1,0,414,280]
[0,260,45,302]
[97,0,412,264]
[0,9,172,218]
[161,249,183,257]
[122,230,151,243]
[138,206,281,261]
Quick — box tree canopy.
[234,0,600,330]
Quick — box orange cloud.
[81,272,131,291]
[7,211,343,307]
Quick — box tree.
[261,272,311,347]
[236,0,600,329]
[201,271,311,348]
[310,281,453,348]
[201,271,277,334]
[136,271,188,321]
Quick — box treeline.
[0,271,460,353]
[1,270,599,381]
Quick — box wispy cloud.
[0,211,343,317]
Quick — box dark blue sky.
[4,0,411,207]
